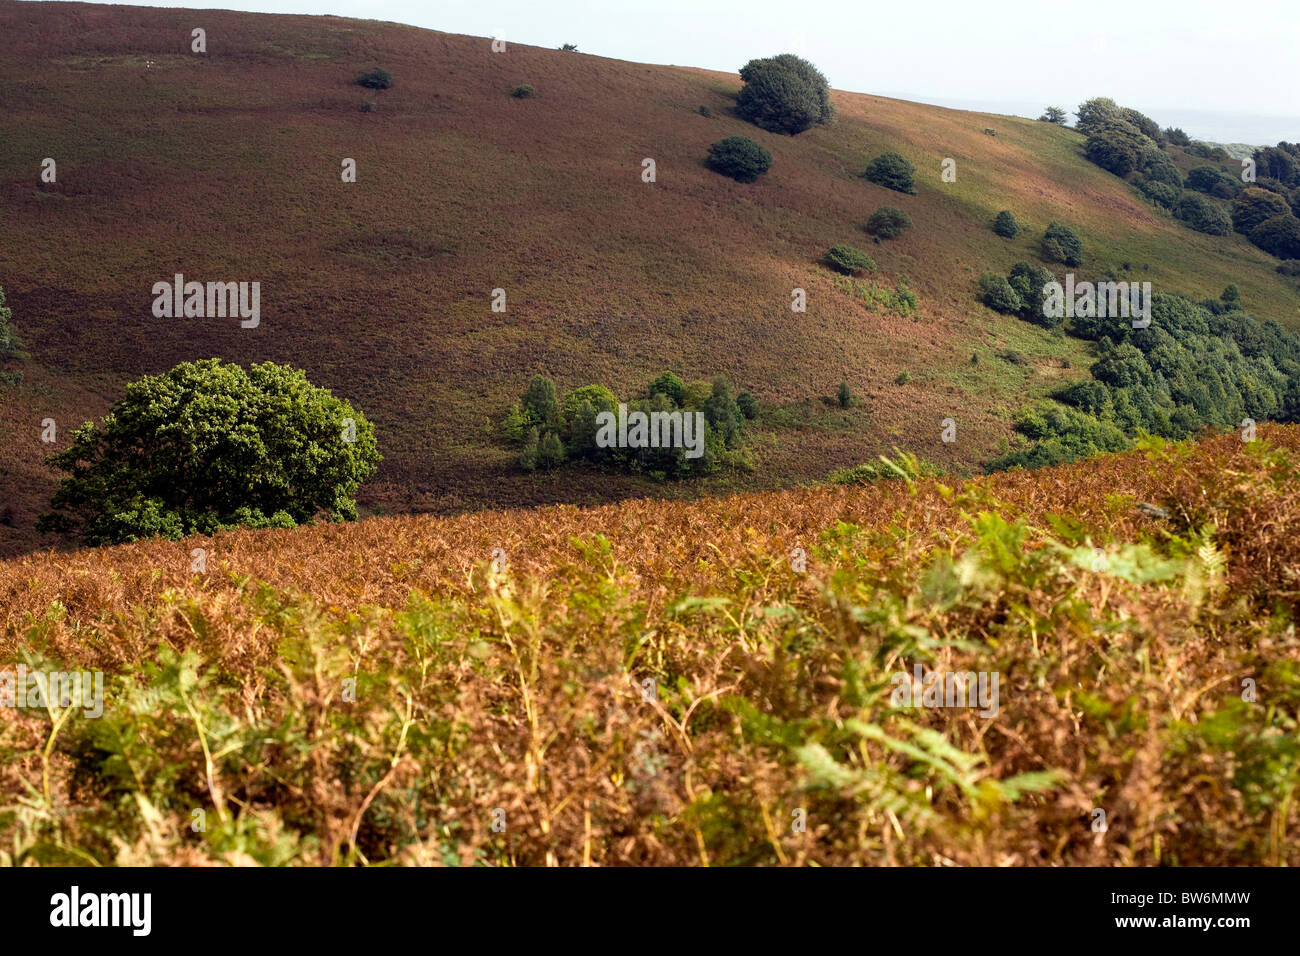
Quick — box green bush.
[0,283,16,354]
[1232,188,1291,234]
[735,53,832,135]
[1164,127,1191,146]
[1134,177,1181,210]
[993,210,1020,238]
[979,273,1023,314]
[705,136,773,183]
[866,206,912,239]
[1186,165,1240,198]
[1174,193,1233,235]
[1250,215,1300,259]
[1008,261,1058,327]
[737,391,759,419]
[1038,107,1068,125]
[1140,150,1182,188]
[1120,107,1162,143]
[649,371,687,406]
[36,360,380,545]
[837,381,853,407]
[862,151,916,194]
[522,374,559,426]
[511,84,535,98]
[824,244,875,276]
[894,371,911,385]
[1084,121,1147,176]
[356,67,392,90]
[1041,222,1084,266]
[1074,97,1122,136]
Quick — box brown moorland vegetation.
[3,2,1299,557]
[1,426,1297,865]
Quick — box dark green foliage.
[987,403,1130,471]
[0,283,16,354]
[993,210,1020,237]
[1038,107,1068,125]
[356,67,392,90]
[979,273,1023,314]
[1232,188,1291,234]
[1074,97,1121,136]
[993,289,1300,472]
[1185,165,1240,199]
[735,54,832,135]
[37,360,380,545]
[1188,142,1231,161]
[895,371,911,385]
[705,136,773,183]
[1174,193,1232,235]
[1250,215,1300,259]
[866,206,912,239]
[504,373,753,479]
[698,105,712,117]
[862,152,916,194]
[824,244,875,275]
[1041,222,1083,266]
[1084,121,1147,176]
[737,391,759,419]
[1278,261,1300,276]
[1140,150,1182,188]
[1221,284,1242,308]
[649,370,687,405]
[522,374,559,427]
[1134,177,1181,210]
[1253,144,1300,187]
[560,43,579,51]
[512,84,535,98]
[837,381,853,408]
[1120,108,1162,143]
[1007,261,1058,327]
[1165,127,1191,146]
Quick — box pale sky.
[26,0,1300,143]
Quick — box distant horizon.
[17,0,1300,144]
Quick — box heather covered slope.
[2,2,1299,556]
[2,428,1298,865]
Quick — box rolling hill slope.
[2,1,1298,557]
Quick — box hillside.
[2,427,1298,865]
[2,2,1300,558]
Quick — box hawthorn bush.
[706,136,773,183]
[37,359,380,545]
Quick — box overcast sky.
[34,0,1300,143]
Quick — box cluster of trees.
[500,373,758,479]
[1071,98,1300,258]
[37,360,380,545]
[989,289,1300,470]
[978,261,1058,326]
